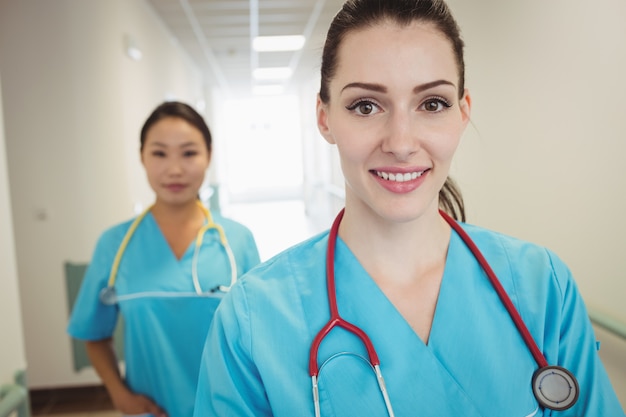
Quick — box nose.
[381,111,420,160]
[165,157,184,176]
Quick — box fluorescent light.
[253,85,285,96]
[253,35,306,52]
[253,67,293,80]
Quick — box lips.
[165,183,187,192]
[374,169,428,183]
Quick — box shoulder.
[100,217,136,238]
[457,221,573,298]
[245,231,328,279]
[93,217,139,250]
[211,213,255,236]
[85,216,145,268]
[460,222,564,265]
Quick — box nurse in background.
[68,101,260,417]
[193,0,624,416]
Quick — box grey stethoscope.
[309,208,579,416]
[99,201,237,305]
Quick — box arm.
[548,253,625,416]
[85,339,167,417]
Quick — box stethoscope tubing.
[309,208,396,417]
[437,210,548,368]
[100,202,236,304]
[311,208,578,413]
[309,209,379,377]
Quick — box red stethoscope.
[308,208,579,416]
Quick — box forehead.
[333,20,458,89]
[145,117,203,143]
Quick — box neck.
[338,202,450,286]
[150,199,204,225]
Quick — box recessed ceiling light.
[252,35,306,52]
[253,67,293,80]
[253,85,286,96]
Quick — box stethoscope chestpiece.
[532,365,579,411]
[99,287,118,305]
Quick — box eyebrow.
[147,141,200,148]
[341,79,456,94]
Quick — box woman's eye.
[346,100,380,116]
[151,151,166,157]
[422,97,452,112]
[183,150,198,157]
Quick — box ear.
[459,88,472,126]
[316,95,335,144]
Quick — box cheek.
[425,126,463,161]
[190,160,210,179]
[142,161,160,179]
[332,123,376,162]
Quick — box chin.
[159,195,195,206]
[375,200,437,224]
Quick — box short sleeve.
[67,227,123,341]
[546,252,625,416]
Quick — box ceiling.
[146,0,346,98]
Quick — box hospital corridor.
[2,0,626,416]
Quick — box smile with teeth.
[375,170,427,182]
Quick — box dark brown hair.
[140,101,212,154]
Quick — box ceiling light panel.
[253,35,306,52]
[253,67,293,80]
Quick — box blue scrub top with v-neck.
[68,210,260,417]
[193,221,624,417]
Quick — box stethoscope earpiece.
[532,366,579,411]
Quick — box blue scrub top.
[68,210,260,417]
[193,221,624,417]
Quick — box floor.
[29,385,119,417]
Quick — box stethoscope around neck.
[308,208,579,416]
[99,201,237,305]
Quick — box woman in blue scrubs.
[193,1,624,416]
[68,101,260,417]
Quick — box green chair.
[0,369,30,417]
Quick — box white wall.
[448,0,626,402]
[0,0,207,388]
[0,76,27,387]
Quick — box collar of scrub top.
[309,208,579,416]
[99,201,237,305]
